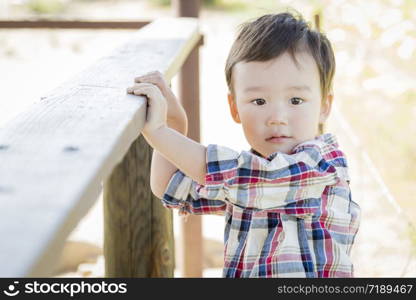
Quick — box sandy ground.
[1,0,415,277]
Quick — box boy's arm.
[143,125,206,190]
[150,116,187,199]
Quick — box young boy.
[127,12,361,278]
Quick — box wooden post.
[103,136,174,277]
[314,13,321,31]
[173,0,203,277]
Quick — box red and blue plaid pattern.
[162,133,361,277]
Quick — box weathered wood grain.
[0,17,200,277]
[103,135,175,277]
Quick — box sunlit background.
[1,0,415,277]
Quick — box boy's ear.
[319,92,333,124]
[227,93,241,124]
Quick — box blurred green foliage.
[150,0,171,6]
[27,0,66,14]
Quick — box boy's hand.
[133,71,172,100]
[128,82,167,136]
[127,71,187,126]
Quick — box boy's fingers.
[135,74,154,82]
[135,77,161,86]
[133,89,149,97]
[127,82,165,102]
[132,85,161,99]
[135,72,164,82]
[132,85,149,93]
[131,82,158,91]
[127,84,149,93]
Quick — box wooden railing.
[0,17,202,277]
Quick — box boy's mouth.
[266,135,292,143]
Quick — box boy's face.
[228,51,332,157]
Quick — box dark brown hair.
[225,12,336,133]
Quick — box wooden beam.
[0,17,201,277]
[0,20,150,29]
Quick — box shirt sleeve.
[204,141,345,214]
[162,169,227,216]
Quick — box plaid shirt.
[162,133,361,277]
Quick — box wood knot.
[63,146,79,152]
[161,247,171,263]
[0,186,14,194]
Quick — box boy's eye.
[251,98,266,105]
[290,97,304,105]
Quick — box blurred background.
[1,0,415,277]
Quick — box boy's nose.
[267,108,288,126]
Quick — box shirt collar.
[249,133,339,161]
